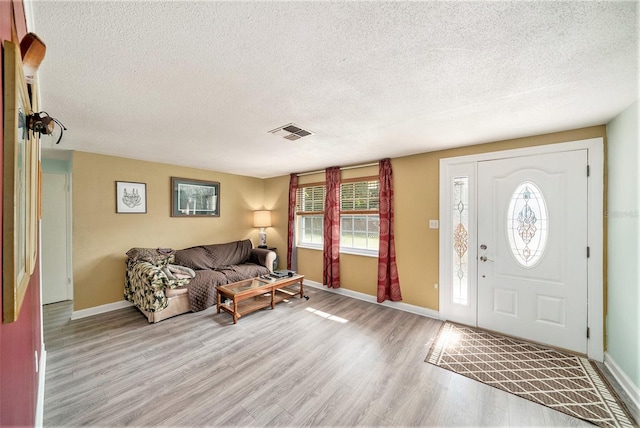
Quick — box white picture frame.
[116,181,147,214]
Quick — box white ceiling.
[30,1,638,178]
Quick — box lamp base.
[259,229,267,247]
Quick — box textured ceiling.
[31,1,638,178]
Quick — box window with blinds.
[340,179,380,253]
[340,180,380,212]
[296,185,325,214]
[295,179,380,255]
[296,185,325,247]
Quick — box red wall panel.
[0,1,42,426]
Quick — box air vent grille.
[269,123,313,140]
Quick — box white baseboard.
[304,280,440,320]
[70,284,441,322]
[71,300,133,320]
[35,346,46,427]
[604,351,640,411]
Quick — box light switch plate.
[429,219,439,229]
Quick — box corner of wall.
[605,100,640,392]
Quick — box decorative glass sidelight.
[507,181,548,267]
[452,177,469,305]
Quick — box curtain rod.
[297,162,379,177]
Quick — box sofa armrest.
[135,261,170,287]
[125,260,186,313]
[249,248,276,273]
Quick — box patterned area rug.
[426,322,636,427]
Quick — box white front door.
[477,150,588,354]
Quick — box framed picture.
[27,79,41,275]
[171,177,220,217]
[116,181,147,213]
[27,135,40,273]
[2,40,35,323]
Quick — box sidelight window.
[452,177,469,305]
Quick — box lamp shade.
[253,210,272,228]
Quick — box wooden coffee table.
[216,274,304,324]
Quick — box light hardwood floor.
[43,287,597,427]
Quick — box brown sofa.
[125,239,276,323]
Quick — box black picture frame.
[171,177,220,217]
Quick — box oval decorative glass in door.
[507,181,548,267]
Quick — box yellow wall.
[262,174,289,269]
[73,125,605,312]
[72,151,265,310]
[265,126,606,310]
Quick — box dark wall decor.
[171,177,220,217]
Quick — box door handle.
[479,244,493,262]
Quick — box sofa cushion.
[173,246,213,270]
[188,270,228,311]
[162,264,196,280]
[126,247,175,266]
[219,264,270,283]
[165,286,189,298]
[174,239,253,270]
[202,239,253,267]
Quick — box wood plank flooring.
[43,287,595,427]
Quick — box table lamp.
[253,210,272,247]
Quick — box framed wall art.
[28,74,42,274]
[116,181,147,213]
[27,133,40,273]
[3,40,35,323]
[171,177,220,217]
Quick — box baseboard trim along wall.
[604,352,640,412]
[36,348,46,427]
[71,300,134,320]
[72,281,440,321]
[304,280,440,320]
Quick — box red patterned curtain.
[287,173,298,270]
[323,166,341,288]
[377,158,402,302]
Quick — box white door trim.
[439,137,604,361]
[41,171,74,303]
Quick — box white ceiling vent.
[268,123,313,140]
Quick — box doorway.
[41,171,72,304]
[439,138,603,361]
